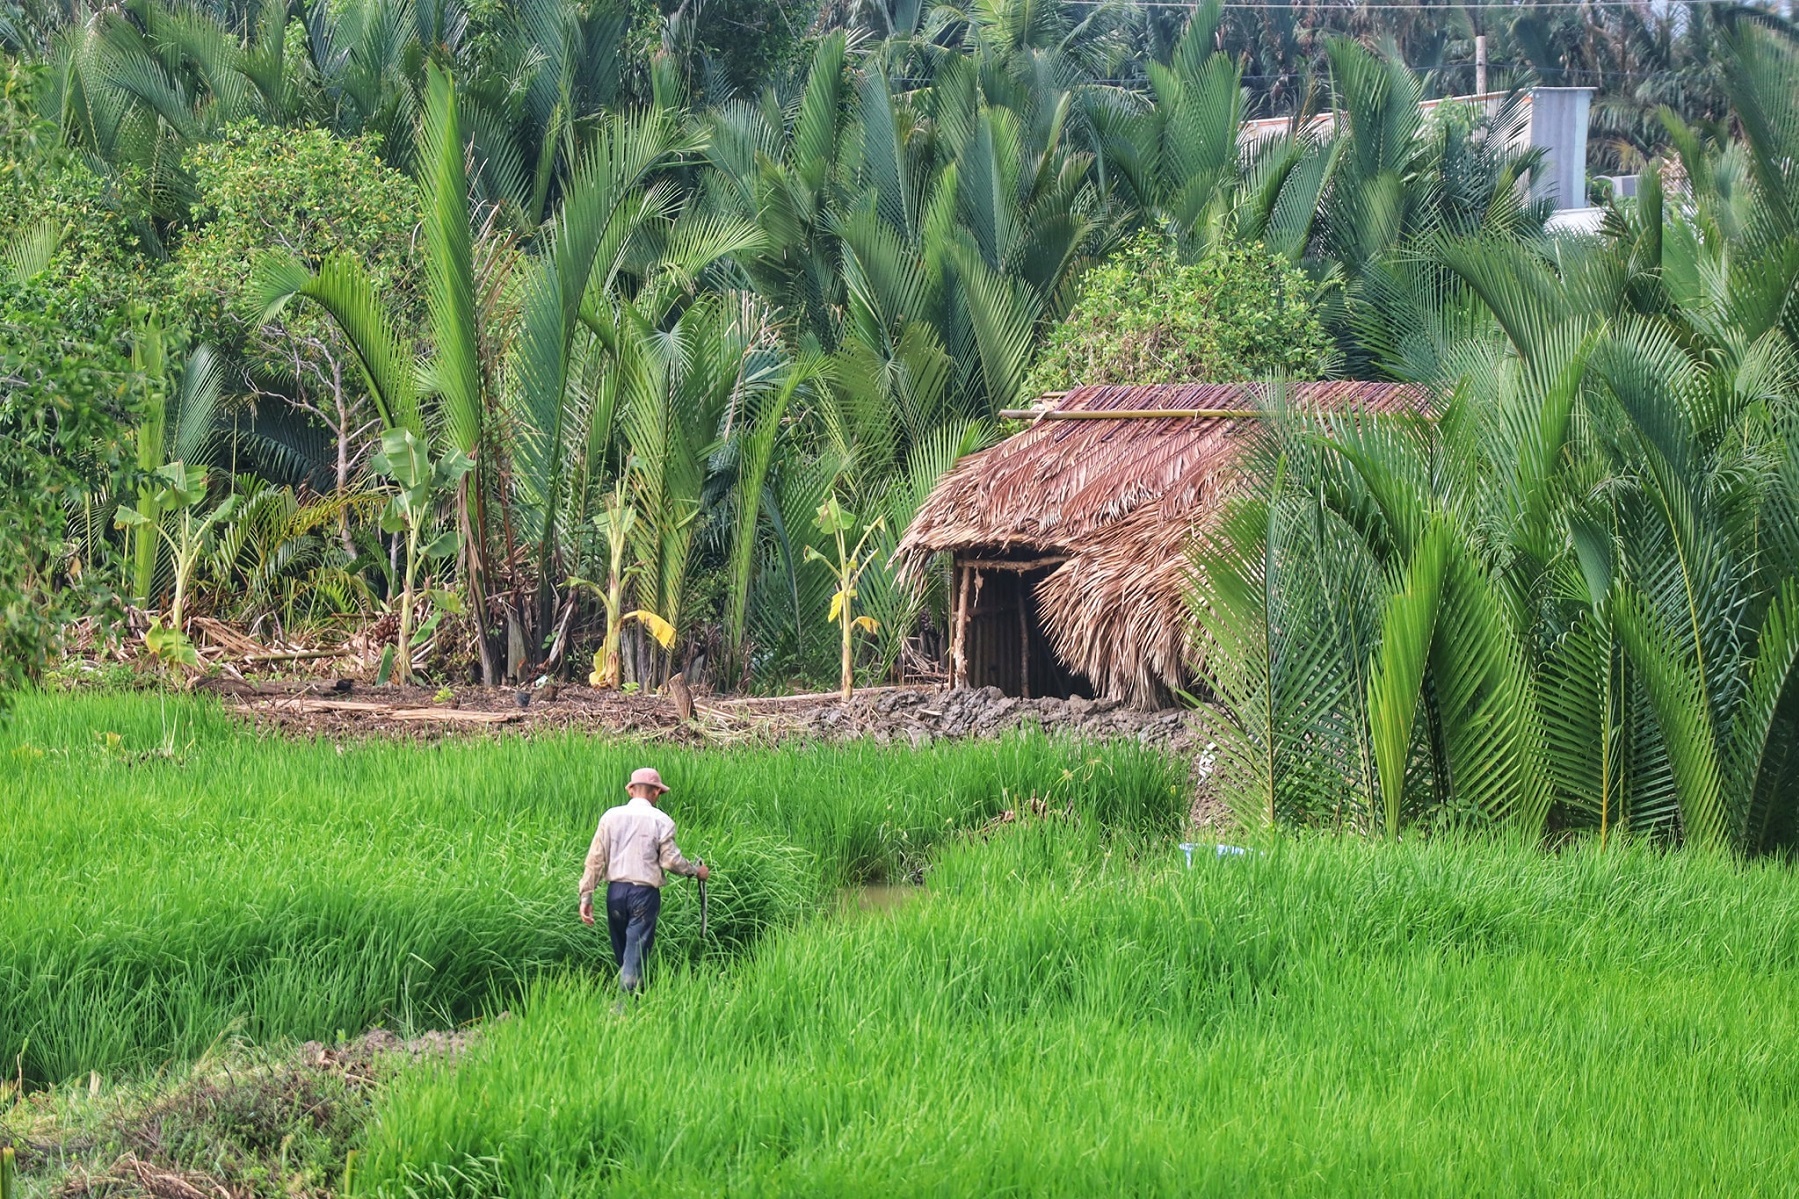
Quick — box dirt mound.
[720,685,1210,755]
[214,680,1226,824]
[738,687,1227,827]
[217,678,1210,757]
[211,678,686,740]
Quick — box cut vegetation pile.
[7,1030,450,1199]
[208,680,1209,755]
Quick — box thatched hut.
[894,381,1430,707]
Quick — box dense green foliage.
[1190,0,1784,175]
[1,60,137,694]
[174,124,423,491]
[0,0,1584,697]
[1193,21,1799,851]
[3,0,1799,855]
[0,318,131,699]
[360,825,1799,1196]
[1027,234,1332,391]
[0,691,1181,1084]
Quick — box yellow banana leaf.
[625,609,678,649]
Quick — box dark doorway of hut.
[949,561,1094,700]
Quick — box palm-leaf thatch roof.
[896,381,1433,705]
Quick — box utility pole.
[1475,32,1488,94]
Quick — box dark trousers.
[606,882,662,992]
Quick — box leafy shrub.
[0,56,137,702]
[1026,234,1334,392]
[169,122,422,490]
[172,121,420,357]
[0,303,134,701]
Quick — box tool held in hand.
[696,858,708,941]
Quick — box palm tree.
[1091,4,1334,261]
[256,62,503,681]
[509,104,704,666]
[1192,21,1799,851]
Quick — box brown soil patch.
[211,678,1211,753]
[208,677,688,741]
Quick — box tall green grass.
[361,826,1799,1198]
[1,692,1182,1084]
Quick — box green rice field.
[1,692,1178,1085]
[8,694,1799,1196]
[363,828,1799,1197]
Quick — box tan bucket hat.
[628,767,669,794]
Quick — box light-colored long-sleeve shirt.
[579,797,698,898]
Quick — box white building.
[1243,86,1611,235]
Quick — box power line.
[1232,64,1712,77]
[1120,0,1778,8]
[1059,64,1705,79]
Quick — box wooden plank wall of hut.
[954,560,1094,700]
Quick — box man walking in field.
[579,767,708,995]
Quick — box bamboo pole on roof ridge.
[999,408,1264,421]
[959,557,1067,572]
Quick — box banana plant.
[125,322,224,607]
[804,497,884,701]
[568,484,676,689]
[368,428,473,685]
[113,463,238,668]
